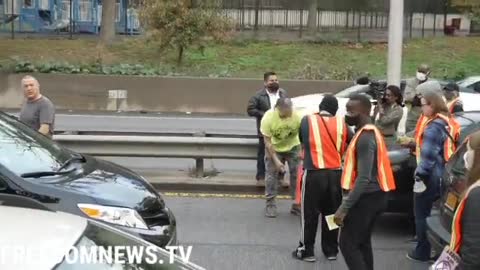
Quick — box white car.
[457,76,480,92]
[0,195,205,270]
[292,79,480,136]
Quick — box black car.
[426,111,480,254]
[385,111,480,214]
[0,111,176,248]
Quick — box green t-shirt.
[260,109,302,153]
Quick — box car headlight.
[78,204,148,230]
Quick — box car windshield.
[55,221,195,270]
[0,112,70,176]
[334,84,369,98]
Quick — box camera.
[369,80,387,103]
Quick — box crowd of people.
[247,68,479,269]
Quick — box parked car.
[292,78,480,135]
[457,76,480,93]
[0,111,176,248]
[0,195,205,270]
[426,111,480,254]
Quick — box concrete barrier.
[0,73,352,114]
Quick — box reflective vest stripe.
[415,114,460,164]
[308,115,325,169]
[341,124,396,191]
[447,98,461,113]
[450,180,480,253]
[307,115,346,169]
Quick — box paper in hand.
[325,215,339,231]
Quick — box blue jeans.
[413,179,440,259]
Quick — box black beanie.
[319,94,339,116]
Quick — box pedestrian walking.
[408,91,460,262]
[443,82,463,114]
[260,97,301,218]
[247,72,287,186]
[441,130,480,270]
[18,75,55,138]
[374,85,404,147]
[292,95,352,262]
[334,94,396,270]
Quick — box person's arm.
[247,95,264,118]
[376,106,404,127]
[38,101,55,136]
[299,116,309,145]
[337,132,376,215]
[415,123,445,181]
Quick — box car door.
[441,142,468,231]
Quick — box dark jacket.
[247,88,287,134]
[460,186,480,270]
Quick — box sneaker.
[326,255,337,261]
[413,180,427,193]
[406,251,431,263]
[265,204,277,218]
[290,204,301,216]
[292,248,316,262]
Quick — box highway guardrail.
[53,134,258,177]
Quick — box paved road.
[166,195,431,270]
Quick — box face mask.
[464,149,475,171]
[416,72,427,82]
[268,82,279,92]
[345,114,359,126]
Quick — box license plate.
[444,192,459,211]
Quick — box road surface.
[166,195,431,270]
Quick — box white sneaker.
[413,180,427,193]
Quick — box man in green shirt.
[261,97,302,218]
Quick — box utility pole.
[387,0,404,87]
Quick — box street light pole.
[387,0,404,87]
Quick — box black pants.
[339,191,388,270]
[256,136,265,179]
[301,169,342,256]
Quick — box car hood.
[292,94,349,117]
[41,157,164,211]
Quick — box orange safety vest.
[450,180,480,253]
[306,114,348,169]
[414,114,461,164]
[341,124,396,192]
[447,97,461,114]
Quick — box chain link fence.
[0,0,476,41]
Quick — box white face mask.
[464,149,475,171]
[416,72,427,82]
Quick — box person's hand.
[275,161,286,174]
[334,209,346,227]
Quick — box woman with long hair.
[374,85,404,146]
[448,130,480,270]
[407,91,455,262]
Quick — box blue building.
[0,0,140,34]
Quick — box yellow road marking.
[163,192,292,200]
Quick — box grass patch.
[1,37,480,80]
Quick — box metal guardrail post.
[193,132,206,178]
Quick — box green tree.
[140,0,233,64]
[452,0,480,21]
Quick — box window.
[447,143,467,178]
[0,113,70,177]
[23,0,33,8]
